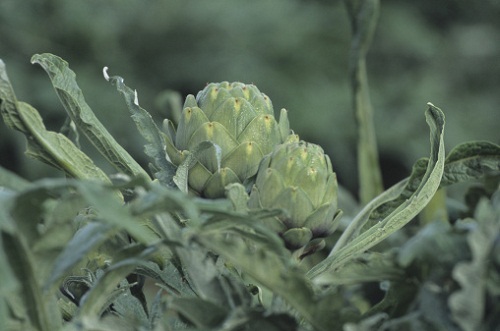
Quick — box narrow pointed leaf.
[104,68,176,186]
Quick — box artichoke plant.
[248,141,341,250]
[164,82,292,198]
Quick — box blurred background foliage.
[1,0,499,198]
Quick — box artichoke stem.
[345,0,384,204]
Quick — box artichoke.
[248,141,341,250]
[164,82,291,198]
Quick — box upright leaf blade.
[31,53,150,180]
[103,68,177,187]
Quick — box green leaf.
[314,252,404,286]
[448,194,500,331]
[169,297,228,328]
[196,232,335,331]
[0,60,112,182]
[74,180,159,245]
[372,141,500,223]
[442,141,500,185]
[0,165,30,192]
[30,53,150,180]
[0,193,20,296]
[78,245,157,319]
[104,68,177,187]
[397,221,464,268]
[1,231,61,331]
[47,222,116,289]
[309,103,446,279]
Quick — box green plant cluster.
[1,2,500,331]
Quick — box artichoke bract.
[164,82,292,198]
[248,141,340,250]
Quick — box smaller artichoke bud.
[248,141,341,251]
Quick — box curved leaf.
[1,60,111,182]
[309,103,446,279]
[31,53,150,180]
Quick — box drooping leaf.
[0,60,111,182]
[309,103,446,279]
[104,68,177,187]
[442,141,500,185]
[30,53,150,180]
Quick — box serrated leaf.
[104,69,177,187]
[196,233,335,331]
[309,103,446,279]
[30,53,150,180]
[448,194,500,331]
[397,221,465,268]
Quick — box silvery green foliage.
[2,50,500,331]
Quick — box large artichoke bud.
[164,82,291,198]
[248,141,341,250]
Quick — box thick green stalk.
[345,0,384,204]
